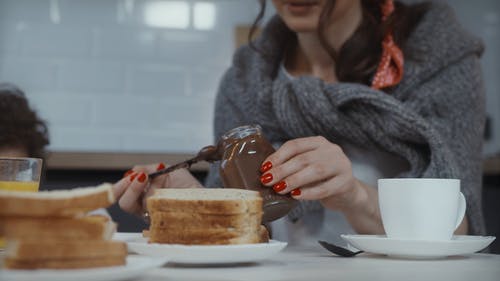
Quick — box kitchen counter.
[483,154,500,175]
[46,152,500,176]
[46,151,208,171]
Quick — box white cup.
[378,178,466,241]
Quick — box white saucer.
[341,234,495,259]
[113,232,287,264]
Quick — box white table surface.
[137,245,500,281]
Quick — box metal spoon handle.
[148,158,196,179]
[318,240,364,257]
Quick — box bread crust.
[0,216,116,240]
[147,198,262,215]
[4,256,126,269]
[5,240,127,260]
[0,183,115,217]
[149,211,262,229]
[149,226,259,241]
[148,229,263,245]
[149,226,269,245]
[147,188,263,215]
[258,225,270,243]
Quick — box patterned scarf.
[371,0,404,90]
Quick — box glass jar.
[219,125,297,222]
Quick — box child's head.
[0,83,49,159]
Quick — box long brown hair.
[249,0,430,86]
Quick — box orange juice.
[0,180,39,192]
[0,180,39,247]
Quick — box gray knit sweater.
[205,2,486,235]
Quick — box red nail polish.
[138,172,147,183]
[291,188,301,196]
[129,173,138,182]
[156,163,166,171]
[260,173,273,184]
[273,181,287,192]
[123,170,134,177]
[260,161,272,173]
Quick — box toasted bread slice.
[149,211,263,229]
[149,226,259,240]
[147,188,262,215]
[4,256,126,269]
[5,240,127,260]
[149,228,263,245]
[258,225,270,243]
[145,224,269,245]
[0,215,116,241]
[0,183,115,217]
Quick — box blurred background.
[0,0,499,251]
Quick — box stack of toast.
[0,183,127,269]
[146,188,269,245]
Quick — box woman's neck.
[286,1,362,83]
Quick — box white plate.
[0,256,168,281]
[114,232,287,264]
[341,234,495,259]
[113,232,144,244]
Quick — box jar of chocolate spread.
[218,125,297,222]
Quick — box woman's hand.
[112,163,203,217]
[259,136,362,211]
[260,136,385,234]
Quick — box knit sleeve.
[203,67,247,189]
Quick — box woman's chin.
[284,20,318,33]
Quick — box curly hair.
[0,83,49,159]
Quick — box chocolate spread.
[205,125,297,222]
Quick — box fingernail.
[260,173,273,184]
[138,172,147,183]
[123,170,134,177]
[260,161,272,173]
[129,172,138,182]
[156,163,166,171]
[291,188,301,196]
[273,181,287,192]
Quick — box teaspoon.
[318,240,364,257]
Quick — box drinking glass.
[0,157,43,247]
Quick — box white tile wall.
[0,0,269,153]
[1,57,59,90]
[0,0,498,156]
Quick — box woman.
[114,0,486,246]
